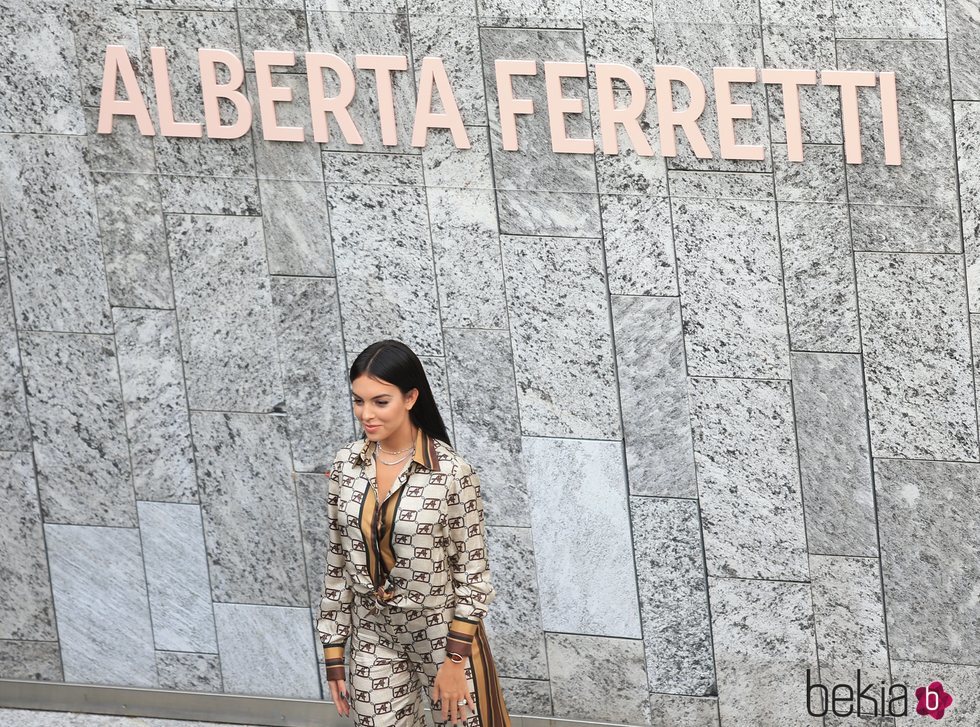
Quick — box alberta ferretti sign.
[96,45,902,165]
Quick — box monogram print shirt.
[316,426,496,680]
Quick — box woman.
[316,339,512,727]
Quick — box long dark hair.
[349,339,452,447]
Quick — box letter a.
[97,45,155,135]
[411,56,469,148]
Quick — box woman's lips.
[364,424,380,431]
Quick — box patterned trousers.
[344,592,511,727]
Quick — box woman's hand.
[328,677,351,718]
[432,660,475,725]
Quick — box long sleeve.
[445,466,496,658]
[316,461,353,681]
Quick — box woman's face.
[351,375,416,439]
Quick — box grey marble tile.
[421,125,494,189]
[949,0,980,100]
[778,202,860,352]
[409,14,486,127]
[600,195,676,296]
[588,88,667,197]
[326,183,442,356]
[654,0,760,24]
[582,0,652,20]
[323,151,424,185]
[709,576,819,727]
[155,651,223,692]
[259,180,333,276]
[295,471,332,609]
[244,72,323,181]
[499,235,620,439]
[647,693,719,727]
[497,190,602,237]
[850,204,961,254]
[212,602,320,698]
[0,640,63,681]
[190,411,308,606]
[270,276,351,473]
[760,0,833,24]
[838,41,959,239]
[809,555,889,716]
[480,28,597,193]
[483,526,547,680]
[0,451,57,641]
[522,437,640,637]
[82,108,156,175]
[583,19,656,90]
[874,458,980,664]
[113,307,197,503]
[672,196,790,378]
[611,296,696,498]
[306,11,417,153]
[477,0,583,28]
[631,496,714,695]
[956,102,980,313]
[20,331,136,527]
[138,502,217,653]
[688,377,808,580]
[833,0,945,38]
[0,265,30,450]
[66,0,143,108]
[772,144,846,202]
[891,660,979,726]
[92,173,174,309]
[167,214,285,412]
[0,3,85,134]
[45,524,157,687]
[791,353,876,557]
[854,252,979,460]
[973,315,980,426]
[158,175,261,216]
[238,8,308,73]
[499,677,552,717]
[307,0,408,12]
[0,134,110,333]
[655,23,769,173]
[443,328,530,526]
[762,21,841,145]
[428,188,507,329]
[545,632,648,724]
[668,170,774,200]
[154,135,257,179]
[411,0,476,15]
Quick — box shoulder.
[327,437,367,475]
[431,438,477,481]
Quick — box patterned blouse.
[316,426,496,680]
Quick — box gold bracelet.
[447,651,465,664]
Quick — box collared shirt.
[317,426,495,678]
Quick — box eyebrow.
[351,394,391,400]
